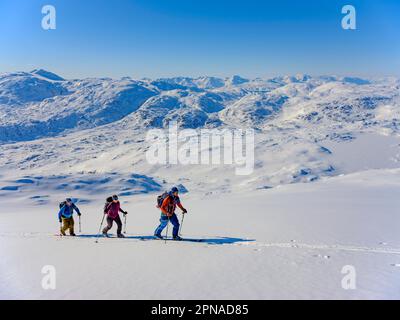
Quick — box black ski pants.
[103,215,123,235]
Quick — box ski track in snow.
[234,241,400,255]
[1,232,400,255]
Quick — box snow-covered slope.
[1,169,400,299]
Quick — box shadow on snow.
[77,234,255,245]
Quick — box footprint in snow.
[313,254,331,259]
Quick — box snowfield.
[1,170,400,299]
[0,70,400,299]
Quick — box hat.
[171,187,179,193]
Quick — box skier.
[58,198,82,236]
[102,195,128,238]
[154,187,188,241]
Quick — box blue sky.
[0,0,399,79]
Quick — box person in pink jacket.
[102,195,128,238]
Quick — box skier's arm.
[119,208,128,215]
[176,198,187,213]
[58,207,64,222]
[177,202,187,213]
[73,204,81,216]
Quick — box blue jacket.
[58,203,81,221]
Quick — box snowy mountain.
[1,70,399,143]
[0,70,399,194]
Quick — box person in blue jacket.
[58,198,81,236]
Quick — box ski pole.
[123,214,127,234]
[79,216,82,233]
[165,216,170,244]
[179,214,185,236]
[95,214,106,243]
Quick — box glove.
[59,219,62,223]
[123,211,128,215]
[78,213,82,217]
[182,209,188,214]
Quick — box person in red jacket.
[154,187,187,240]
[102,195,128,238]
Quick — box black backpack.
[59,201,67,209]
[106,196,113,203]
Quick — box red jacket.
[161,195,184,217]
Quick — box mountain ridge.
[0,69,399,193]
[0,69,398,144]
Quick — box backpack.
[104,196,113,212]
[59,201,67,209]
[156,192,169,208]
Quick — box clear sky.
[0,0,399,79]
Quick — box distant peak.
[228,75,249,85]
[341,77,371,85]
[283,74,312,83]
[30,69,65,81]
[295,74,312,82]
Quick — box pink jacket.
[104,201,123,219]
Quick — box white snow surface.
[0,70,400,299]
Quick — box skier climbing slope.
[103,195,128,238]
[154,187,188,241]
[58,198,82,236]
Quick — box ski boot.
[173,235,183,241]
[154,234,163,240]
[117,233,125,238]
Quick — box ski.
[54,234,205,243]
[155,237,203,243]
[55,234,78,238]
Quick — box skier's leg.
[115,215,123,235]
[154,215,168,236]
[69,218,75,235]
[170,214,180,238]
[102,217,113,234]
[61,218,68,235]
